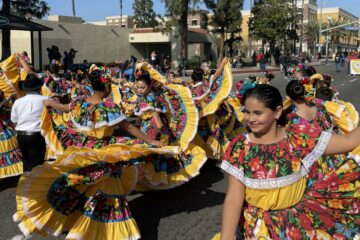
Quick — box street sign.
[344,26,359,31]
[0,16,9,26]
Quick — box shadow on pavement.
[128,160,225,240]
[0,175,20,192]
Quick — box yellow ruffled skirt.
[0,123,23,178]
[14,148,142,239]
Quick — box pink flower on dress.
[179,115,186,123]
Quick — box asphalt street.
[0,63,359,240]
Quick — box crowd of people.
[0,49,359,240]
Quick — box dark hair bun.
[88,70,105,91]
[191,67,204,83]
[88,70,101,82]
[316,86,333,101]
[286,80,305,100]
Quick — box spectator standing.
[67,48,78,71]
[252,51,257,66]
[334,53,341,72]
[63,51,68,72]
[46,47,52,64]
[11,74,48,173]
[178,52,186,76]
[340,52,346,67]
[51,45,62,63]
[259,52,267,73]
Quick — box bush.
[187,55,202,69]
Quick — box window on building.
[191,19,198,26]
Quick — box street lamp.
[325,16,331,63]
[318,0,323,55]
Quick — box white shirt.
[11,93,48,132]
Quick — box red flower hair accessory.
[300,77,310,85]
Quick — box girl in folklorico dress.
[0,89,23,178]
[187,58,243,160]
[217,84,360,239]
[14,66,180,240]
[40,64,166,159]
[132,65,206,191]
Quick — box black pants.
[17,133,46,172]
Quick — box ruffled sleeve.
[134,91,167,116]
[324,100,359,134]
[220,135,247,182]
[69,98,127,131]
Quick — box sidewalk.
[184,65,280,75]
[182,60,332,76]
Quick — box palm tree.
[328,20,346,54]
[120,0,123,27]
[72,0,76,17]
[304,21,319,56]
[345,29,357,51]
[162,0,201,59]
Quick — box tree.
[327,20,346,54]
[72,0,76,17]
[345,28,357,50]
[161,0,201,59]
[204,0,244,60]
[304,21,319,56]
[1,0,50,60]
[251,0,299,66]
[133,0,159,28]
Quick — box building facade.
[317,7,359,54]
[106,15,134,28]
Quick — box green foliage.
[133,0,159,28]
[251,0,299,48]
[10,0,50,19]
[204,0,244,58]
[161,0,202,57]
[304,21,319,43]
[204,0,243,34]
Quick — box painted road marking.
[349,79,358,83]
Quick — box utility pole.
[72,0,76,17]
[248,0,254,57]
[318,0,323,55]
[325,16,330,63]
[299,0,305,54]
[120,0,123,28]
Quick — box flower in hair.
[136,70,144,77]
[300,77,310,85]
[236,79,256,105]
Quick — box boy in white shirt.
[11,74,48,173]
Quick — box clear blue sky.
[45,0,360,22]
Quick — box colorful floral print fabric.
[69,98,127,131]
[221,124,360,239]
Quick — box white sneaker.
[11,235,25,240]
[11,234,32,240]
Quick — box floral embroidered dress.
[133,84,207,191]
[14,98,180,239]
[0,92,22,178]
[134,91,168,142]
[287,104,334,132]
[42,77,93,99]
[42,97,150,159]
[14,146,143,240]
[189,62,240,159]
[221,125,360,239]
